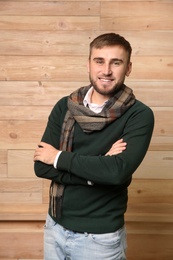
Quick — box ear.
[126,62,132,77]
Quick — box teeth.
[101,79,111,82]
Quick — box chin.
[94,83,119,95]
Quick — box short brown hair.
[89,33,132,63]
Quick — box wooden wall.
[0,0,173,259]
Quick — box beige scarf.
[49,84,135,218]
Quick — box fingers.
[105,139,127,156]
[33,142,59,165]
[33,142,45,162]
[33,148,41,162]
[111,140,127,149]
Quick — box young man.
[34,33,154,260]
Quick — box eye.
[113,60,123,66]
[113,61,121,66]
[96,59,104,65]
[93,58,104,65]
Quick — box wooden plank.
[43,179,51,204]
[0,55,88,81]
[1,30,172,56]
[126,222,173,235]
[0,56,173,81]
[0,221,43,259]
[0,80,173,107]
[0,164,7,178]
[126,204,173,223]
[8,150,38,177]
[150,136,173,151]
[0,16,99,31]
[126,222,173,259]
[101,1,173,30]
[131,56,173,80]
[127,80,173,107]
[126,233,173,260]
[0,121,47,149]
[128,179,173,203]
[0,176,42,203]
[118,31,173,56]
[0,0,156,2]
[0,30,95,56]
[0,259,18,260]
[0,191,42,204]
[1,256,43,260]
[134,151,173,179]
[0,150,7,177]
[0,106,51,120]
[0,204,47,221]
[152,107,173,136]
[0,259,41,260]
[0,81,87,106]
[0,178,42,193]
[0,1,99,16]
[0,150,7,163]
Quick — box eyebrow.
[93,57,123,63]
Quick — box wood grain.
[101,1,173,30]
[0,80,173,107]
[1,31,172,55]
[0,56,172,81]
[0,1,99,16]
[0,0,173,259]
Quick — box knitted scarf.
[49,84,135,218]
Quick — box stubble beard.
[89,75,125,97]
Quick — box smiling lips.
[99,77,114,82]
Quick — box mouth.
[99,78,114,82]
[99,78,114,83]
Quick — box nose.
[103,63,112,76]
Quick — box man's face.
[88,45,132,99]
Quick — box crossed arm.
[34,99,154,186]
[33,139,127,166]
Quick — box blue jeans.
[44,214,127,260]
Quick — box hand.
[33,142,59,165]
[105,139,127,156]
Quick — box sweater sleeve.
[57,105,154,186]
[34,161,88,185]
[34,97,89,186]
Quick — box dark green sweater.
[34,95,154,233]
